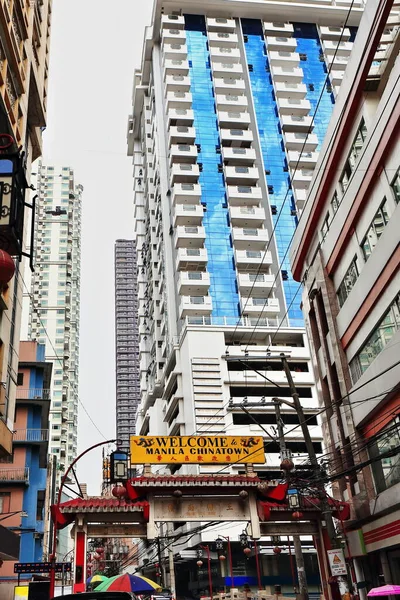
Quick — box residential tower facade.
[115,239,140,450]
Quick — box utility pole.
[274,397,308,600]
[167,523,176,598]
[280,354,338,544]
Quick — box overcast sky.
[41,1,153,493]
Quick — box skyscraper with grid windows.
[114,239,140,450]
[127,0,363,582]
[28,163,82,470]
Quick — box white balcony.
[162,29,186,45]
[220,128,253,147]
[210,47,240,63]
[171,182,201,205]
[270,65,304,83]
[164,74,191,93]
[238,272,276,295]
[266,36,297,52]
[212,62,243,78]
[174,225,206,248]
[281,115,314,132]
[163,43,188,60]
[268,51,300,68]
[276,98,311,117]
[264,22,294,37]
[213,77,246,94]
[165,91,192,111]
[170,163,200,185]
[291,168,314,189]
[241,296,280,316]
[329,70,344,86]
[216,94,248,112]
[218,111,251,128]
[322,40,353,57]
[319,26,351,41]
[174,204,204,226]
[169,125,196,145]
[235,249,273,271]
[232,227,268,249]
[163,59,189,77]
[207,17,236,32]
[161,14,185,31]
[225,165,259,184]
[208,32,238,47]
[324,56,348,71]
[287,150,318,168]
[176,247,208,270]
[227,185,263,206]
[222,147,256,165]
[293,188,307,210]
[229,205,265,227]
[284,132,318,151]
[178,271,211,295]
[169,144,198,164]
[167,108,194,127]
[274,82,307,100]
[179,296,213,318]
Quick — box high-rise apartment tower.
[115,239,140,450]
[128,0,363,586]
[28,164,82,469]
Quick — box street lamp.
[216,536,234,590]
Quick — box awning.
[0,524,20,560]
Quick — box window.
[349,293,400,383]
[331,191,340,215]
[36,490,46,520]
[340,119,368,192]
[361,199,389,260]
[190,296,205,304]
[17,373,24,386]
[337,257,359,307]
[235,167,249,174]
[321,212,330,240]
[246,250,261,258]
[243,228,258,236]
[369,417,400,493]
[391,168,400,203]
[238,186,251,193]
[230,129,243,136]
[188,272,202,280]
[0,492,11,513]
[186,248,200,256]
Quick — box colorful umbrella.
[367,586,400,596]
[96,573,162,593]
[86,574,108,585]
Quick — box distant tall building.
[114,239,140,450]
[28,164,82,469]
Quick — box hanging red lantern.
[273,547,282,555]
[292,511,304,519]
[243,547,252,556]
[96,547,104,554]
[112,485,127,498]
[93,553,100,560]
[280,459,294,471]
[219,554,226,561]
[197,560,203,568]
[0,250,15,286]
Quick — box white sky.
[41,0,153,494]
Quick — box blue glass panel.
[185,14,240,318]
[241,19,303,325]
[292,23,334,149]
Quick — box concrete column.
[380,551,392,584]
[353,558,367,600]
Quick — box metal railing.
[16,388,50,400]
[0,467,29,482]
[13,429,49,443]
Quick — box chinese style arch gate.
[53,474,350,594]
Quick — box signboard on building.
[327,548,347,576]
[154,498,251,522]
[14,562,72,574]
[130,435,265,464]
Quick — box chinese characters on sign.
[130,435,265,464]
[153,498,251,522]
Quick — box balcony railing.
[16,388,50,401]
[13,429,49,443]
[0,467,29,482]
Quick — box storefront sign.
[153,498,251,521]
[327,548,347,576]
[130,435,265,464]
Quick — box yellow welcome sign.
[130,435,265,464]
